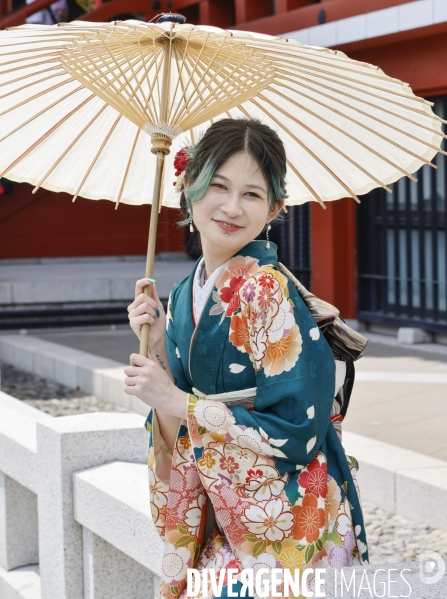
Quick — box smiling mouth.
[214,220,243,229]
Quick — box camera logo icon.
[418,550,445,585]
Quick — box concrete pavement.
[344,333,447,461]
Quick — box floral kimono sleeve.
[147,288,194,540]
[188,265,335,473]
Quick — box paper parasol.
[0,14,444,355]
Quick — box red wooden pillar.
[310,198,357,319]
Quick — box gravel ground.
[0,361,130,416]
[362,501,447,564]
[1,361,446,564]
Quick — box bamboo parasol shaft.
[139,149,166,357]
[139,30,173,357]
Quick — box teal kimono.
[146,240,368,599]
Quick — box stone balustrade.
[0,390,162,599]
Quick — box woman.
[125,119,369,599]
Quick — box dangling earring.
[190,221,194,233]
[265,224,271,249]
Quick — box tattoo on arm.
[155,354,166,371]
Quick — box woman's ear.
[267,199,285,224]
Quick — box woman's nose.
[221,192,243,216]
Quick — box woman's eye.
[245,192,261,198]
[211,183,226,189]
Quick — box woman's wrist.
[149,342,170,374]
[149,337,167,354]
[171,387,188,419]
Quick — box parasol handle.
[139,32,173,357]
[139,150,167,357]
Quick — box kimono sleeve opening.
[147,288,194,541]
[147,408,171,541]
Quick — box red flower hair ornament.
[173,146,192,191]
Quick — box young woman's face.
[190,151,279,256]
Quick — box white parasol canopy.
[0,18,445,210]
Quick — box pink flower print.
[215,256,260,289]
[298,456,327,498]
[258,287,273,311]
[328,530,355,568]
[219,454,239,475]
[220,276,245,316]
[241,281,256,302]
[209,487,248,547]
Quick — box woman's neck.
[201,243,241,280]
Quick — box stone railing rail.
[0,390,162,599]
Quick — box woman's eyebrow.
[213,173,267,193]
[246,184,267,193]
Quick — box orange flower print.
[229,313,252,354]
[298,456,327,498]
[198,451,216,470]
[219,455,239,475]
[178,435,191,452]
[263,324,303,377]
[292,493,326,543]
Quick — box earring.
[265,224,271,249]
[189,221,194,233]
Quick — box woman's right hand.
[127,279,166,345]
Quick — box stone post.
[82,528,158,599]
[36,412,148,599]
[0,472,39,571]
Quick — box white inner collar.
[193,257,226,322]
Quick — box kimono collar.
[183,240,280,394]
[231,239,279,269]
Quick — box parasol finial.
[156,13,186,25]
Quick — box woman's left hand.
[124,353,187,419]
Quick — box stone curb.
[343,431,447,532]
[1,334,446,531]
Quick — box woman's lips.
[214,220,243,233]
